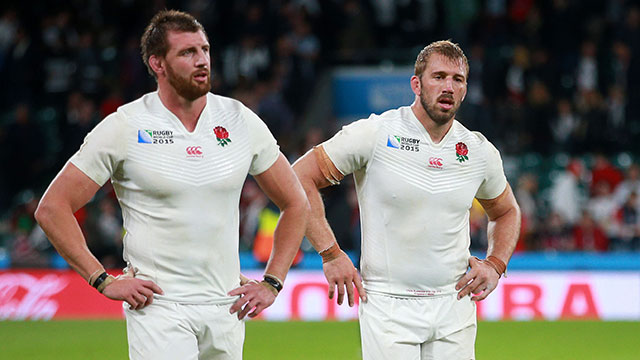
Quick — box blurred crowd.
[0,0,639,268]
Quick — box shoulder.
[338,107,401,135]
[92,110,128,135]
[206,93,247,114]
[115,92,157,119]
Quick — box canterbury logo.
[186,146,203,155]
[428,157,443,169]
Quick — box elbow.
[291,188,311,226]
[34,198,57,229]
[34,200,50,227]
[294,191,311,219]
[302,196,311,219]
[513,202,522,223]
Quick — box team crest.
[455,142,469,162]
[214,126,232,147]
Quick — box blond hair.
[414,40,469,78]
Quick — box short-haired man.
[36,10,309,359]
[293,40,520,359]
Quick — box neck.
[157,84,207,132]
[410,99,453,144]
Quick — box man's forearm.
[35,204,104,281]
[301,180,340,252]
[486,206,521,265]
[264,202,308,282]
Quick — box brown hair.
[414,40,469,79]
[140,10,206,78]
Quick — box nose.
[443,78,454,93]
[195,49,209,68]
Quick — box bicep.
[476,183,518,221]
[41,162,102,212]
[254,153,307,209]
[292,147,342,190]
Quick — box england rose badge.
[214,126,232,146]
[455,142,469,162]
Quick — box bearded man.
[35,10,309,359]
[293,40,520,360]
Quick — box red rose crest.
[455,142,469,162]
[214,126,232,147]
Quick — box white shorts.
[124,300,244,360]
[359,293,476,360]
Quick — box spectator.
[550,159,587,225]
[515,173,539,248]
[612,191,640,251]
[613,163,640,206]
[572,211,609,252]
[550,99,581,153]
[590,153,624,195]
[539,212,573,252]
[4,104,47,195]
[91,197,124,269]
[587,180,618,240]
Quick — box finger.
[229,296,249,314]
[139,288,155,307]
[143,280,164,295]
[336,281,346,305]
[248,303,267,318]
[133,293,147,310]
[346,280,355,307]
[238,299,257,320]
[469,280,487,295]
[472,287,494,302]
[455,273,473,291]
[354,274,367,303]
[228,284,249,297]
[125,296,137,309]
[327,282,335,300]
[457,278,476,300]
[126,295,141,310]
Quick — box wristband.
[88,269,105,286]
[260,281,279,297]
[91,272,108,289]
[262,274,283,293]
[485,256,507,278]
[319,242,342,263]
[97,275,116,293]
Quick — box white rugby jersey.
[70,92,279,303]
[322,106,507,297]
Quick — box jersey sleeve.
[69,112,127,186]
[475,140,508,200]
[243,105,280,175]
[321,117,379,175]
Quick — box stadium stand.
[0,0,639,269]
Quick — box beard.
[166,63,211,101]
[419,89,460,125]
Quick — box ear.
[149,55,165,77]
[410,75,421,96]
[460,82,467,102]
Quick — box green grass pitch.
[1,320,639,359]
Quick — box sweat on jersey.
[322,106,507,298]
[70,92,279,304]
